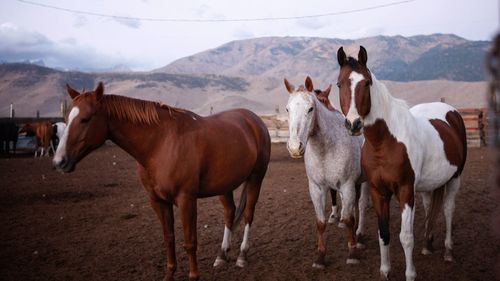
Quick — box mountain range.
[0,34,490,117]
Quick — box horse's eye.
[308,107,314,113]
[336,82,341,88]
[81,117,91,124]
[285,107,289,112]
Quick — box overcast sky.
[0,0,498,71]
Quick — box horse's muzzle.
[345,118,363,136]
[287,140,305,158]
[53,156,76,173]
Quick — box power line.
[16,0,416,23]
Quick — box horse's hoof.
[421,247,433,255]
[346,258,360,264]
[328,216,339,224]
[444,249,454,262]
[312,262,325,269]
[338,222,346,228]
[356,242,366,249]
[379,272,389,281]
[213,256,227,267]
[163,275,174,281]
[235,257,247,268]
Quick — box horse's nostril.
[299,142,303,150]
[353,119,362,131]
[345,119,352,130]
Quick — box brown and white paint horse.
[53,82,271,281]
[336,46,467,281]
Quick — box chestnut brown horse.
[336,46,467,281]
[53,82,271,281]
[19,121,53,157]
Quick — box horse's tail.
[424,185,446,239]
[232,184,248,231]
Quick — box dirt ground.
[0,144,499,281]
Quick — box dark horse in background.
[0,121,18,156]
[53,82,271,281]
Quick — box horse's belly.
[415,162,457,192]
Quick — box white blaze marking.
[345,71,364,123]
[53,107,79,163]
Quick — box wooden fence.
[0,117,65,124]
[458,108,487,148]
[263,108,489,147]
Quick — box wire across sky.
[16,0,416,23]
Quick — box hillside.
[0,63,250,117]
[0,34,490,117]
[157,34,489,82]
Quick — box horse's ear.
[337,46,347,67]
[95,82,104,101]
[66,84,80,100]
[322,84,332,97]
[305,76,314,92]
[284,78,295,94]
[358,46,368,67]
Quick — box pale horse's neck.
[308,96,346,148]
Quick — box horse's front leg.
[149,198,177,281]
[397,185,417,281]
[339,181,360,264]
[356,182,370,248]
[178,195,199,281]
[308,181,328,269]
[370,185,392,281]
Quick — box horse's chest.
[304,151,350,188]
[362,142,415,189]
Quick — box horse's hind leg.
[443,177,460,262]
[420,191,434,255]
[235,174,264,268]
[328,189,341,225]
[214,192,235,267]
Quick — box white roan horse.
[336,46,467,281]
[284,76,369,268]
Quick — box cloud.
[73,15,89,28]
[295,17,329,30]
[0,23,142,71]
[233,27,255,39]
[112,16,141,29]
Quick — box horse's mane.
[313,89,334,111]
[99,95,183,126]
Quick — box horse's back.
[209,109,270,152]
[410,102,467,188]
[187,109,270,196]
